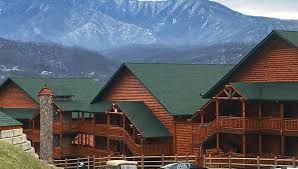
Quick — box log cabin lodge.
[0,30,298,161]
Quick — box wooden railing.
[203,154,298,169]
[53,121,79,133]
[219,116,243,129]
[94,124,108,134]
[192,120,217,145]
[260,117,281,130]
[246,117,259,129]
[284,118,298,131]
[52,155,197,169]
[122,129,142,154]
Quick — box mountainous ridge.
[0,37,117,82]
[0,0,297,50]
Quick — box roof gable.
[1,77,102,105]
[93,63,233,116]
[203,30,298,98]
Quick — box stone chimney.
[38,86,54,162]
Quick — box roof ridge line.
[125,63,233,65]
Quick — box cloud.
[211,0,298,19]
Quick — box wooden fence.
[52,155,196,169]
[203,154,298,169]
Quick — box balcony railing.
[283,118,298,131]
[215,116,298,131]
[53,121,79,133]
[260,117,281,130]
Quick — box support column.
[280,103,284,156]
[39,86,54,161]
[242,135,246,157]
[59,111,63,132]
[259,134,262,155]
[281,135,285,156]
[216,133,220,153]
[201,113,204,124]
[258,102,262,127]
[107,137,110,154]
[242,99,246,130]
[216,99,219,129]
[122,114,125,129]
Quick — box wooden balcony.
[79,123,108,135]
[217,116,298,133]
[53,121,79,133]
[53,146,78,159]
[24,129,40,142]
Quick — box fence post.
[203,155,206,168]
[274,156,277,167]
[93,155,95,168]
[141,154,144,169]
[208,154,211,166]
[161,154,165,167]
[293,157,296,168]
[87,156,90,169]
[65,158,68,168]
[175,154,178,162]
[77,157,80,169]
[228,155,231,169]
[257,156,260,169]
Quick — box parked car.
[106,160,138,169]
[161,162,207,169]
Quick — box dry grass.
[0,141,52,169]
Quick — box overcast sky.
[211,0,298,20]
[139,0,298,20]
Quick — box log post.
[257,156,260,169]
[258,134,262,155]
[216,133,220,153]
[242,99,246,130]
[280,103,285,156]
[228,155,231,169]
[216,99,219,129]
[242,134,246,157]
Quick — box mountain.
[102,42,255,64]
[0,0,297,51]
[0,37,117,82]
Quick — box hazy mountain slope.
[0,37,117,81]
[103,43,255,64]
[0,0,297,50]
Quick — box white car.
[106,160,138,169]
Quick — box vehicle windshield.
[121,164,138,169]
[107,164,138,169]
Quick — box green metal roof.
[92,63,233,116]
[2,77,102,104]
[203,30,298,98]
[232,82,298,101]
[0,111,22,127]
[54,100,112,113]
[275,30,298,47]
[0,108,38,119]
[116,101,170,138]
